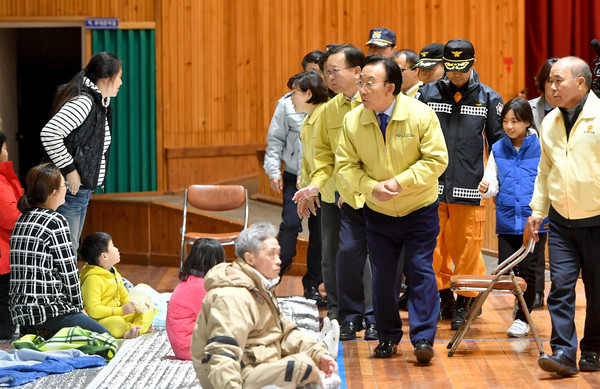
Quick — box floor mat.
[87,328,199,389]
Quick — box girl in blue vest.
[478,98,549,338]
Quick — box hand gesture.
[292,184,320,203]
[525,216,543,244]
[373,178,401,202]
[65,170,82,195]
[319,354,338,377]
[478,180,490,194]
[121,302,136,316]
[269,177,283,193]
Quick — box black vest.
[63,88,113,190]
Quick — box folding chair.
[446,235,544,357]
[179,185,249,267]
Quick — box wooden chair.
[446,232,544,357]
[179,185,248,267]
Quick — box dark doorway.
[16,27,81,181]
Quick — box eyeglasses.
[356,80,389,89]
[63,181,70,190]
[324,66,352,77]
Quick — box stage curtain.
[92,29,157,193]
[525,0,600,99]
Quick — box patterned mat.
[14,296,323,389]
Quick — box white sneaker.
[321,319,340,359]
[320,373,342,389]
[507,319,530,338]
[317,317,331,341]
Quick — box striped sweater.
[41,77,111,188]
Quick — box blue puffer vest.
[494,133,549,234]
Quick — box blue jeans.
[20,312,110,339]
[57,189,93,252]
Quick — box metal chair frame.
[179,185,249,267]
[447,238,544,357]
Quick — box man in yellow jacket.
[528,56,600,377]
[337,56,448,361]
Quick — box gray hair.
[562,56,592,89]
[234,222,278,258]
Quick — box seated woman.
[9,163,109,339]
[166,238,225,360]
[0,130,21,339]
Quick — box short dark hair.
[302,50,323,71]
[534,58,559,93]
[501,98,536,131]
[0,129,6,150]
[323,44,366,69]
[392,49,419,67]
[287,71,329,105]
[80,232,112,266]
[364,55,403,95]
[180,238,225,281]
[17,163,62,214]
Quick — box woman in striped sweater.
[41,52,122,252]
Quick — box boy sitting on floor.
[79,232,155,339]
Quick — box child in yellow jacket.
[79,232,154,339]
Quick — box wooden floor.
[116,262,598,388]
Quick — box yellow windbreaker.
[299,102,328,190]
[530,91,600,220]
[310,93,364,207]
[337,93,448,217]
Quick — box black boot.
[451,295,471,330]
[439,289,455,320]
[532,291,544,309]
[398,288,409,311]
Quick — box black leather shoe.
[414,339,434,363]
[538,351,579,376]
[339,322,360,341]
[579,350,600,372]
[364,323,378,340]
[398,292,409,311]
[304,286,323,302]
[532,292,545,309]
[439,289,455,320]
[374,340,397,358]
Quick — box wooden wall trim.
[119,21,156,29]
[166,143,266,159]
[0,17,85,23]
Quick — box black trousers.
[498,232,547,322]
[278,171,322,288]
[0,273,16,339]
[547,222,600,362]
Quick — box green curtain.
[92,29,156,193]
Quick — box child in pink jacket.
[166,238,225,360]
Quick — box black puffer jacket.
[417,71,504,206]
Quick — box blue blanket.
[0,349,105,387]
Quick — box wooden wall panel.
[157,0,525,188]
[166,153,258,190]
[0,0,154,21]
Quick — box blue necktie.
[378,113,389,139]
